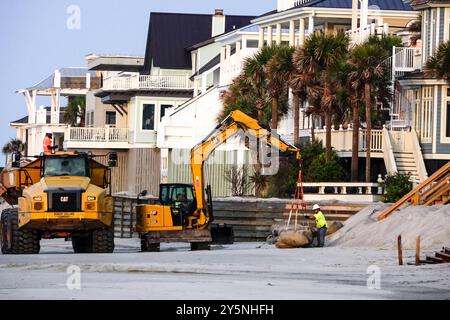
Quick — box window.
[44,156,88,177]
[247,40,259,48]
[142,104,155,130]
[160,104,173,121]
[105,111,116,126]
[446,102,450,138]
[90,112,94,127]
[413,89,420,131]
[420,86,433,142]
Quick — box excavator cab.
[159,183,196,227]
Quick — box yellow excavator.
[0,151,117,254]
[136,110,301,251]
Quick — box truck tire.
[1,208,40,255]
[91,227,115,253]
[71,235,93,253]
[72,227,114,254]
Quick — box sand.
[329,203,450,250]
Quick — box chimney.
[212,9,225,37]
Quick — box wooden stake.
[397,235,403,266]
[415,235,421,266]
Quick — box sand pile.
[329,203,450,250]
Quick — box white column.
[361,0,368,31]
[201,74,207,95]
[259,26,265,48]
[219,47,226,86]
[86,73,91,89]
[351,0,359,31]
[267,25,273,46]
[276,23,282,45]
[289,20,295,46]
[193,78,199,97]
[308,15,314,35]
[236,40,241,61]
[299,18,305,45]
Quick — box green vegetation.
[220,33,403,185]
[382,173,413,203]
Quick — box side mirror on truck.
[11,152,21,168]
[108,152,118,168]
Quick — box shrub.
[301,140,346,182]
[224,165,252,196]
[382,173,412,203]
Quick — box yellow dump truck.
[0,151,117,254]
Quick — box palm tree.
[427,41,450,82]
[241,46,278,124]
[348,43,387,182]
[294,32,349,161]
[64,96,86,126]
[348,35,401,182]
[290,45,314,146]
[2,138,26,166]
[265,45,295,130]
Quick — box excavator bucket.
[211,224,234,244]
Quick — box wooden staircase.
[420,247,450,265]
[394,151,419,181]
[378,161,450,221]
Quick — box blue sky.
[0,0,276,164]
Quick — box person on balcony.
[304,204,328,247]
[43,133,55,153]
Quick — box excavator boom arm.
[190,110,300,223]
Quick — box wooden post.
[415,235,421,266]
[397,235,403,265]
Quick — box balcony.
[102,74,192,91]
[315,127,384,158]
[64,126,130,149]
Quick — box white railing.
[382,127,398,175]
[361,129,383,152]
[315,127,384,153]
[346,23,389,44]
[103,74,192,91]
[410,131,428,182]
[302,182,383,195]
[67,126,128,142]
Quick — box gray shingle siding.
[421,143,433,153]
[436,144,450,153]
[427,9,431,60]
[440,8,445,45]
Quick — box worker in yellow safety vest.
[304,204,328,247]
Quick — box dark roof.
[256,9,278,18]
[295,0,413,10]
[143,12,254,72]
[11,116,28,124]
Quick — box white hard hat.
[313,204,320,210]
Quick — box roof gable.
[143,12,254,72]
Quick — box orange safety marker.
[286,159,307,231]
